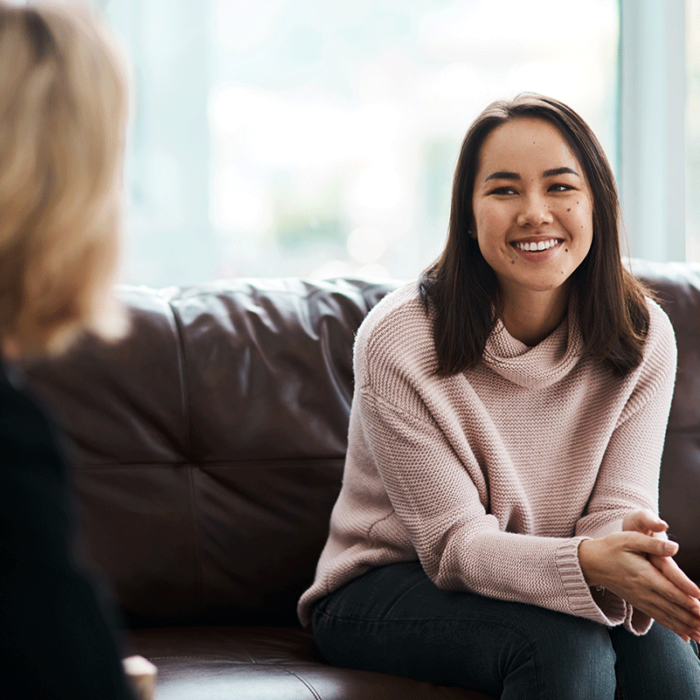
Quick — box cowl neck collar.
[481,302,583,389]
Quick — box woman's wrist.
[578,538,601,588]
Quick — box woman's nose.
[516,194,554,228]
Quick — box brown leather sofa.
[23,258,700,700]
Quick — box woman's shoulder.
[356,281,429,343]
[622,297,678,402]
[643,297,676,362]
[353,281,437,380]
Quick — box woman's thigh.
[312,562,616,700]
[609,622,700,699]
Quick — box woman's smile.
[512,238,562,252]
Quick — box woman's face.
[471,117,594,307]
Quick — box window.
[687,0,700,261]
[618,0,687,262]
[100,0,620,286]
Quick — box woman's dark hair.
[419,93,650,377]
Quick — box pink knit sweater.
[298,283,677,634]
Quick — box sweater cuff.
[556,537,626,626]
[590,586,627,626]
[624,604,654,635]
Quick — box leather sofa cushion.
[129,626,491,700]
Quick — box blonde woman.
[0,2,135,698]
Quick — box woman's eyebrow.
[543,167,580,177]
[484,166,580,183]
[485,171,519,182]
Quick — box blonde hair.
[0,0,129,357]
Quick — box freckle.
[511,260,515,264]
[565,248,569,252]
[567,208,571,212]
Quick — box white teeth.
[515,239,559,252]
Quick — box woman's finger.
[622,567,700,635]
[623,531,677,557]
[646,590,700,632]
[649,553,700,600]
[632,566,700,636]
[644,561,700,612]
[635,586,700,642]
[639,599,700,642]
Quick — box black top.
[0,361,135,700]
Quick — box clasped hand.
[578,509,700,642]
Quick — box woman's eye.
[490,186,516,195]
[549,183,573,192]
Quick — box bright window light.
[104,0,619,286]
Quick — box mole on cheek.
[565,248,569,252]
[567,208,571,212]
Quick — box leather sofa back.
[23,265,700,628]
[25,278,395,627]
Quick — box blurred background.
[83,0,696,286]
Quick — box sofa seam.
[71,456,348,469]
[279,668,322,700]
[167,300,192,458]
[167,300,204,617]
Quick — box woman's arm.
[574,301,700,639]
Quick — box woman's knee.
[499,609,616,700]
[610,623,700,699]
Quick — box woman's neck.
[499,286,571,347]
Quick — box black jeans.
[312,562,700,699]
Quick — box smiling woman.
[299,94,700,699]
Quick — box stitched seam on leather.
[168,300,203,615]
[280,668,322,700]
[167,300,191,458]
[145,655,240,661]
[74,456,347,468]
[187,464,204,616]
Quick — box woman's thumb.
[655,539,679,556]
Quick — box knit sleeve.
[574,299,678,634]
[357,384,620,627]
